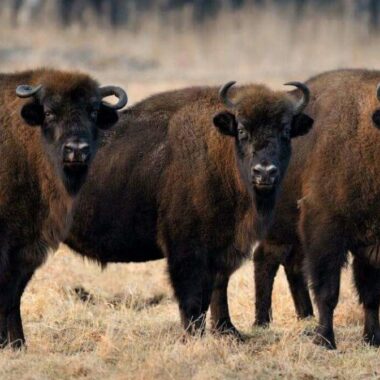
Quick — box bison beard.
[66,81,312,338]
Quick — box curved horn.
[16,84,42,98]
[376,83,380,101]
[219,81,237,108]
[100,86,128,110]
[284,81,310,114]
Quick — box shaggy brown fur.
[0,68,124,348]
[66,82,313,337]
[255,69,380,349]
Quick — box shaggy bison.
[0,68,127,348]
[255,69,380,349]
[66,81,313,336]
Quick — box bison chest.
[41,190,73,250]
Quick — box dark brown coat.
[66,82,313,336]
[0,68,126,348]
[256,69,380,349]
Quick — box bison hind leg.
[352,255,380,347]
[283,243,314,320]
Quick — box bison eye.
[90,110,98,120]
[282,127,291,140]
[44,111,55,121]
[238,127,248,141]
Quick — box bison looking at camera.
[0,68,127,348]
[66,81,313,336]
[255,69,380,349]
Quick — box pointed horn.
[219,81,237,108]
[16,84,42,98]
[100,86,128,110]
[284,81,310,114]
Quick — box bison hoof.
[297,311,314,320]
[364,330,380,347]
[253,319,271,328]
[212,321,245,341]
[312,329,336,350]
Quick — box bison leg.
[7,271,34,349]
[301,209,347,350]
[253,243,281,326]
[168,246,214,336]
[283,243,314,320]
[352,255,380,347]
[0,313,8,347]
[210,272,242,339]
[0,269,35,349]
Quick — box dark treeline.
[3,0,380,31]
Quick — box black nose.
[63,141,91,164]
[252,164,279,185]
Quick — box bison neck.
[220,146,275,253]
[252,191,277,239]
[40,166,74,250]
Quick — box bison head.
[16,72,128,195]
[213,81,313,228]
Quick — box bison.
[255,69,380,349]
[66,80,313,337]
[0,68,127,348]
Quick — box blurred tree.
[5,0,380,32]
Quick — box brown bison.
[255,69,380,349]
[0,68,127,348]
[66,80,313,337]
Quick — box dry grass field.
[2,4,380,379]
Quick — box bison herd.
[1,67,380,351]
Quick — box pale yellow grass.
[0,245,375,380]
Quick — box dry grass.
[1,4,380,379]
[0,245,376,380]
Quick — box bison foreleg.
[210,271,243,339]
[0,269,34,349]
[301,207,347,349]
[168,245,214,336]
[352,255,380,347]
[253,243,281,326]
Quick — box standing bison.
[0,68,127,348]
[66,81,313,336]
[255,69,380,349]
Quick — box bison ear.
[97,104,119,130]
[20,102,44,126]
[290,113,314,138]
[372,110,380,129]
[213,111,237,137]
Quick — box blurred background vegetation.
[1,1,380,102]
[3,0,380,31]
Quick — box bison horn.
[16,84,42,98]
[100,86,128,110]
[219,81,237,108]
[284,81,310,114]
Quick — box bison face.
[213,81,313,208]
[16,80,127,195]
